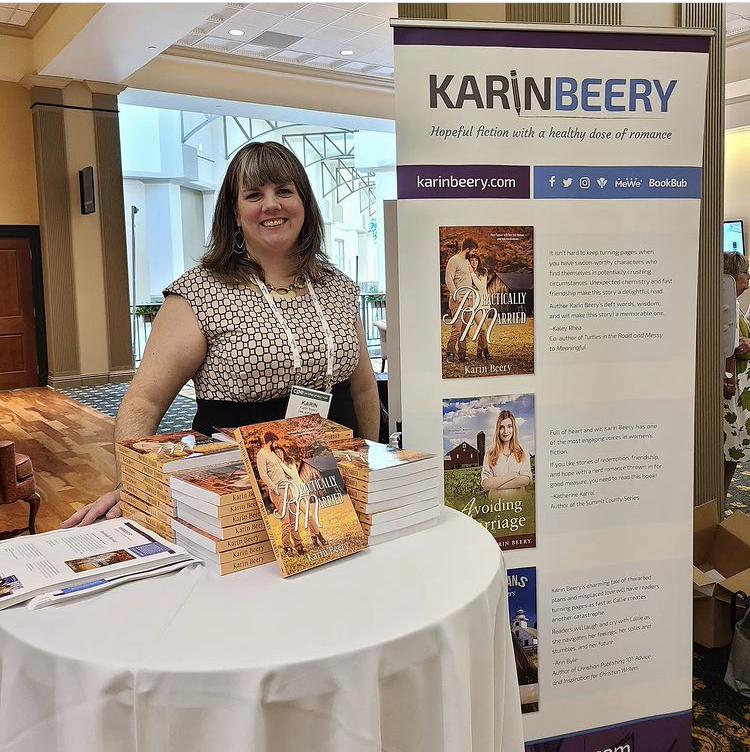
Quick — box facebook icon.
[548,175,556,187]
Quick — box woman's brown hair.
[202,141,330,284]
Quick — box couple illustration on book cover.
[255,431,327,557]
[444,236,492,364]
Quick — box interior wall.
[726,129,750,313]
[726,129,750,230]
[62,82,109,377]
[0,81,39,225]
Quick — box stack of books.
[330,439,442,545]
[169,459,274,575]
[116,431,240,544]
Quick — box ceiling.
[0,2,37,26]
[2,3,749,88]
[727,3,750,39]
[174,2,396,79]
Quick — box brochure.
[0,519,197,609]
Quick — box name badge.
[285,385,332,419]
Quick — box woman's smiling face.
[498,417,514,443]
[236,181,305,257]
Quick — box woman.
[723,251,750,499]
[63,141,379,527]
[481,410,532,495]
[467,250,490,361]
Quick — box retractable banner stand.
[393,20,710,751]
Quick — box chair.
[374,319,387,372]
[0,440,41,540]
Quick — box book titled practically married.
[439,225,534,379]
[234,414,367,577]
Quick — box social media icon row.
[547,176,608,189]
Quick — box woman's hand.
[60,489,121,528]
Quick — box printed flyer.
[443,394,535,549]
[395,19,709,752]
[439,225,534,378]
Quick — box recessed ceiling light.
[340,49,355,56]
[148,46,157,50]
[228,29,245,36]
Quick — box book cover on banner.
[234,415,368,577]
[439,225,534,378]
[507,566,539,714]
[443,394,536,550]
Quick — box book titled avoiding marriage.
[234,414,368,577]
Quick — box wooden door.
[0,237,38,389]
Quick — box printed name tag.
[285,385,332,419]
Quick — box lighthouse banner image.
[439,225,534,378]
[395,19,709,752]
[508,566,539,714]
[442,393,535,550]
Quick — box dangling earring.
[233,227,246,255]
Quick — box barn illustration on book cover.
[439,225,534,378]
[507,566,539,714]
[442,394,536,550]
[234,415,367,577]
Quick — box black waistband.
[192,381,358,437]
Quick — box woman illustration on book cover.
[467,250,491,361]
[275,443,327,548]
[481,410,532,496]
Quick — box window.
[333,239,345,271]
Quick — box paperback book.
[330,438,440,488]
[174,505,267,540]
[172,518,270,554]
[439,225,534,378]
[507,566,539,713]
[169,459,256,506]
[234,414,367,577]
[118,500,176,542]
[116,431,240,472]
[216,417,353,446]
[367,515,439,546]
[360,505,440,537]
[443,394,536,550]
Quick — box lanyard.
[252,274,335,393]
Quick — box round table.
[0,509,524,752]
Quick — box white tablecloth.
[0,508,524,752]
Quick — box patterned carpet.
[56,384,750,747]
[58,383,197,434]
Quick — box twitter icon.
[562,178,573,188]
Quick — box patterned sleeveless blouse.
[164,265,361,402]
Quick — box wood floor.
[0,387,116,533]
